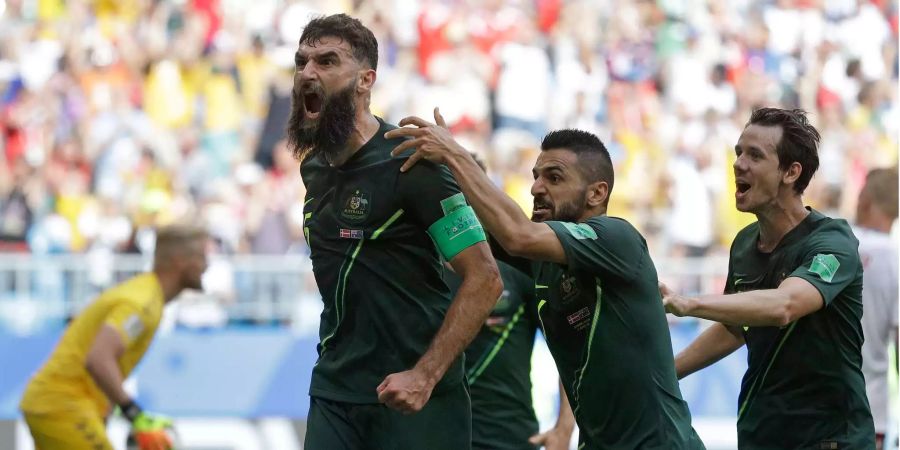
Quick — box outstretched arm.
[661,277,824,327]
[386,109,566,264]
[673,322,745,379]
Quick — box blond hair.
[154,224,208,264]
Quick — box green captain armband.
[427,205,487,260]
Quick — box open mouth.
[735,181,751,197]
[532,202,552,217]
[303,92,323,119]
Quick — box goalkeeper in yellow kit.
[19,225,209,450]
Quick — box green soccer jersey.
[726,208,874,449]
[446,260,540,450]
[537,216,704,450]
[301,118,468,403]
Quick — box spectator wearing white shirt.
[853,167,899,450]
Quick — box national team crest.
[342,189,371,221]
[560,273,580,303]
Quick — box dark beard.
[286,81,357,164]
[553,200,586,222]
[531,188,587,223]
[552,187,588,222]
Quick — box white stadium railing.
[0,253,728,331]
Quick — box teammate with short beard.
[289,14,502,450]
[388,115,705,449]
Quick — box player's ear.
[358,68,376,94]
[585,181,609,208]
[782,161,802,187]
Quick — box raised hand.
[386,108,468,172]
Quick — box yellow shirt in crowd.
[20,273,165,418]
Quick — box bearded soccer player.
[19,225,208,450]
[288,14,502,449]
[661,108,875,449]
[445,155,575,450]
[388,113,704,449]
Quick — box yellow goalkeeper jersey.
[20,273,165,418]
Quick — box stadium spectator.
[854,167,899,450]
[0,2,896,404]
[0,0,893,265]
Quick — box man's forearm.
[680,290,794,327]
[675,322,744,379]
[86,354,131,406]
[444,152,532,251]
[556,380,575,433]
[414,267,502,384]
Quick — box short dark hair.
[299,14,378,70]
[747,107,821,195]
[540,129,614,197]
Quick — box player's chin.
[734,197,753,213]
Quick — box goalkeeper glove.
[121,400,174,450]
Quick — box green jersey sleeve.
[399,159,486,259]
[545,216,646,281]
[788,220,861,306]
[398,159,463,227]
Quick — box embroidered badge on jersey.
[563,222,598,240]
[341,189,371,222]
[339,229,364,239]
[566,306,592,331]
[808,253,840,283]
[560,273,580,305]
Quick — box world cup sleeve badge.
[808,253,840,283]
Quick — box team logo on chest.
[342,189,371,221]
[559,273,581,304]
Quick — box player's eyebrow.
[537,164,565,173]
[297,47,344,60]
[532,165,565,178]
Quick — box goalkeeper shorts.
[23,412,113,450]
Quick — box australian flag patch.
[339,229,364,239]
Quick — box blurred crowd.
[0,0,897,266]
